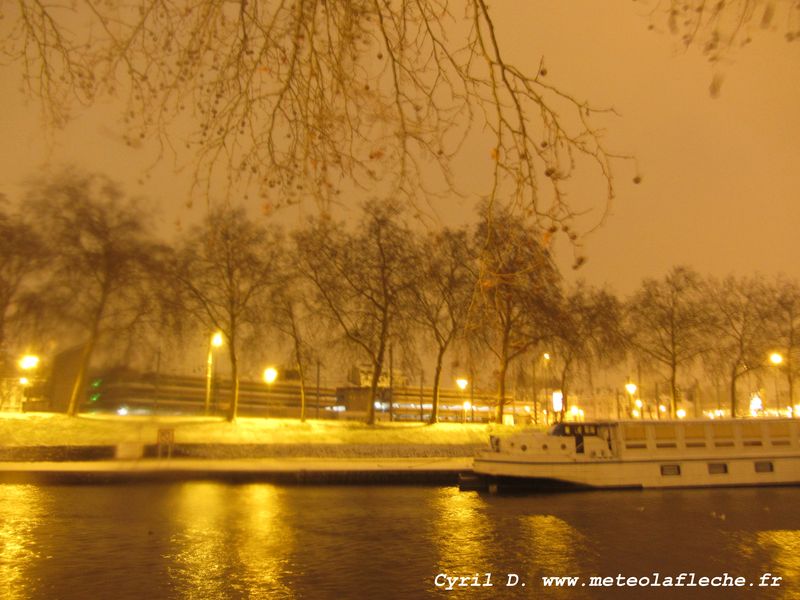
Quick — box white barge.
[470,419,800,491]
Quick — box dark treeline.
[1,171,798,423]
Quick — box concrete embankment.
[0,443,479,485]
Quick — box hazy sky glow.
[1,1,798,294]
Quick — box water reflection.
[428,487,491,575]
[0,485,46,600]
[167,483,294,599]
[755,530,800,593]
[2,484,800,599]
[522,515,587,573]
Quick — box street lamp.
[625,382,637,418]
[205,331,224,415]
[463,400,472,423]
[263,367,278,384]
[263,366,278,416]
[18,355,40,370]
[456,378,469,423]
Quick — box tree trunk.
[497,359,508,423]
[429,345,446,424]
[367,358,381,426]
[560,366,569,422]
[227,343,240,422]
[67,294,107,416]
[289,306,307,422]
[67,335,97,416]
[729,365,738,418]
[669,363,679,419]
[298,356,307,422]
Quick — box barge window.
[625,442,647,449]
[708,463,728,475]
[656,442,677,448]
[743,440,763,447]
[755,461,774,473]
[660,464,681,476]
[771,440,791,446]
[714,441,735,447]
[686,442,706,448]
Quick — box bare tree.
[704,275,773,417]
[269,259,320,423]
[2,1,626,232]
[471,204,561,422]
[0,198,49,365]
[26,170,159,416]
[172,205,281,421]
[626,266,710,417]
[295,199,413,425]
[770,276,800,408]
[550,283,625,420]
[407,226,476,424]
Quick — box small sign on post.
[157,427,175,459]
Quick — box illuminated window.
[707,463,728,475]
[754,461,774,473]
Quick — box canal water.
[1,483,798,599]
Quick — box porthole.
[521,444,527,452]
[560,443,567,450]
[542,444,548,450]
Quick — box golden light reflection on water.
[755,530,800,589]
[0,485,45,600]
[521,515,589,573]
[428,488,490,573]
[167,483,294,600]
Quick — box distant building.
[347,364,409,387]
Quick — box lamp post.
[625,381,638,418]
[456,377,469,423]
[17,354,40,411]
[263,366,278,416]
[205,332,224,415]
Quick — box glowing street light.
[211,332,224,348]
[625,381,638,418]
[770,353,784,366]
[263,367,278,385]
[18,355,40,370]
[205,331,224,415]
[552,390,564,413]
[455,378,469,423]
[676,408,687,419]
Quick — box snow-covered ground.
[0,412,515,448]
